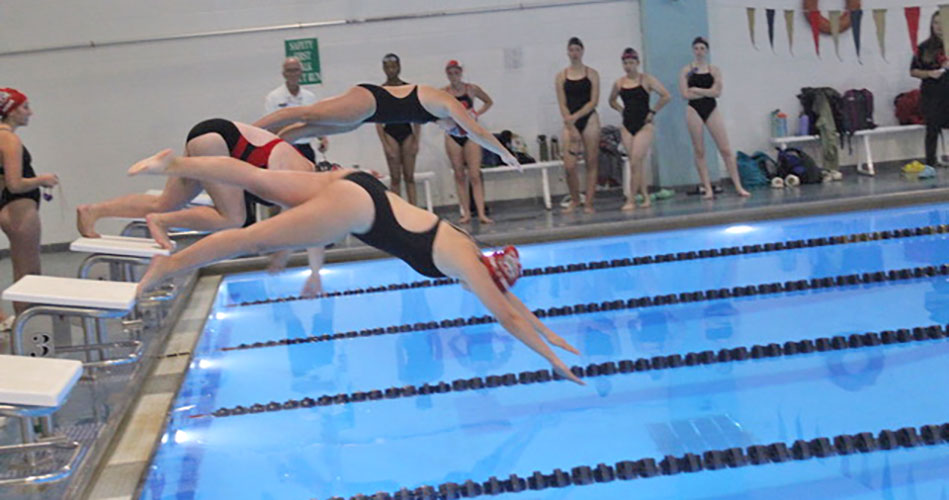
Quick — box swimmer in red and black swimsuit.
[441,60,495,224]
[77,118,330,295]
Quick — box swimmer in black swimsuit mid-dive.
[130,149,583,384]
[555,37,601,214]
[252,75,520,170]
[441,59,495,224]
[608,48,671,211]
[375,54,422,206]
[678,37,750,199]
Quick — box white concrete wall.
[708,0,940,165]
[0,0,641,246]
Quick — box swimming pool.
[140,203,949,499]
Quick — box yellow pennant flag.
[873,9,887,62]
[941,6,949,58]
[747,7,758,49]
[785,9,795,55]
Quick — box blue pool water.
[141,203,949,499]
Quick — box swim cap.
[621,47,639,61]
[382,53,400,64]
[445,59,462,70]
[481,246,522,291]
[0,88,27,118]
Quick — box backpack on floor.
[777,147,824,184]
[894,89,925,125]
[737,151,777,188]
[841,89,876,134]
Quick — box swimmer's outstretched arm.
[442,99,521,170]
[301,246,325,297]
[504,291,580,355]
[253,106,308,133]
[453,253,583,385]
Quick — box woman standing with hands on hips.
[608,48,671,211]
[678,37,749,199]
[442,60,495,224]
[555,37,601,214]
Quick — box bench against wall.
[770,125,938,176]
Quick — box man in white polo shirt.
[264,57,328,162]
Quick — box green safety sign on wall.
[284,38,321,84]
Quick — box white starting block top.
[145,189,213,206]
[3,276,138,311]
[0,355,82,407]
[70,235,171,258]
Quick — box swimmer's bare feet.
[640,198,652,208]
[737,188,752,197]
[478,215,494,224]
[76,204,101,238]
[128,149,175,177]
[621,200,635,211]
[145,213,174,250]
[136,255,171,299]
[583,204,595,214]
[561,203,578,214]
[458,214,471,224]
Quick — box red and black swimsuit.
[186,118,288,225]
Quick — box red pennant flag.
[808,10,822,56]
[905,6,921,55]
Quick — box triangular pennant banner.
[766,9,776,52]
[941,6,949,59]
[829,10,843,60]
[807,10,822,56]
[874,9,887,62]
[747,7,758,49]
[851,9,864,63]
[785,9,796,55]
[905,7,921,55]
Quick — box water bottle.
[797,113,810,136]
[537,135,549,161]
[777,112,788,138]
[770,110,788,138]
[550,137,560,160]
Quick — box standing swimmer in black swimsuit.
[607,48,671,211]
[0,89,59,319]
[678,37,750,199]
[441,60,495,224]
[555,37,601,214]
[128,149,583,385]
[375,54,421,206]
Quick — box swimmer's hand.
[267,250,291,274]
[501,151,522,172]
[544,331,581,356]
[552,359,585,386]
[301,272,323,298]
